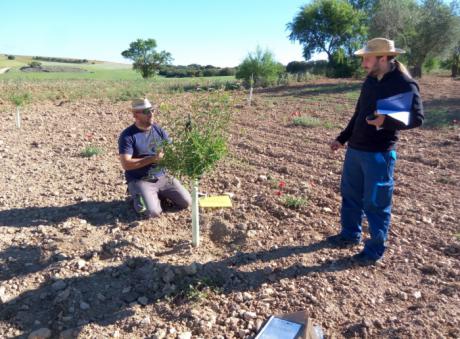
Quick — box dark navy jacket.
[337,66,424,152]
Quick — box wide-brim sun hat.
[354,38,405,56]
[131,98,153,110]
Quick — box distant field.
[0,55,238,99]
[0,54,143,80]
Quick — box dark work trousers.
[340,147,397,259]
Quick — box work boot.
[326,234,361,248]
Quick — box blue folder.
[376,91,413,125]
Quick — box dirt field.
[0,75,459,338]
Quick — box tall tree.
[288,0,367,62]
[407,0,459,77]
[121,39,172,79]
[370,0,459,77]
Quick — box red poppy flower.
[275,190,282,196]
[278,181,286,189]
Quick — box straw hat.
[131,98,153,110]
[354,38,405,56]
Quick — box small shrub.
[10,92,31,106]
[81,146,103,157]
[29,61,42,68]
[292,116,322,127]
[7,55,15,60]
[159,92,231,181]
[236,46,285,88]
[281,195,307,209]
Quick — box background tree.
[235,47,284,87]
[121,38,172,79]
[288,0,367,62]
[369,0,459,77]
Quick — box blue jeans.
[340,147,396,260]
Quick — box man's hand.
[366,112,385,128]
[330,140,343,152]
[152,150,164,163]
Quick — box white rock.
[178,332,192,339]
[223,192,235,198]
[76,259,86,269]
[258,175,268,181]
[153,329,166,339]
[235,292,244,302]
[140,316,151,325]
[243,311,257,320]
[247,230,257,238]
[413,291,422,299]
[243,292,253,301]
[28,328,51,339]
[0,286,9,303]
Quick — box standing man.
[329,38,424,264]
[118,98,191,218]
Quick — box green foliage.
[370,0,460,78]
[288,0,367,62]
[7,55,15,60]
[80,146,103,157]
[159,92,231,181]
[423,57,439,73]
[175,277,223,303]
[286,60,329,75]
[159,64,237,78]
[32,56,88,63]
[235,47,284,87]
[422,109,459,129]
[292,116,322,127]
[292,116,336,128]
[28,61,42,68]
[281,195,307,209]
[121,38,173,79]
[9,92,31,106]
[328,47,362,77]
[445,39,460,77]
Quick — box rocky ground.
[0,75,459,339]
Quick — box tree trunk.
[411,64,423,78]
[452,56,459,78]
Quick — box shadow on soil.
[0,200,139,228]
[423,97,460,129]
[0,240,362,338]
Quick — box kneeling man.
[118,98,191,217]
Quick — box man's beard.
[367,67,380,77]
[137,120,153,129]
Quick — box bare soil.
[0,75,459,339]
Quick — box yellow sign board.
[199,195,232,208]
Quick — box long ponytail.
[389,57,412,78]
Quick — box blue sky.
[0,0,319,67]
